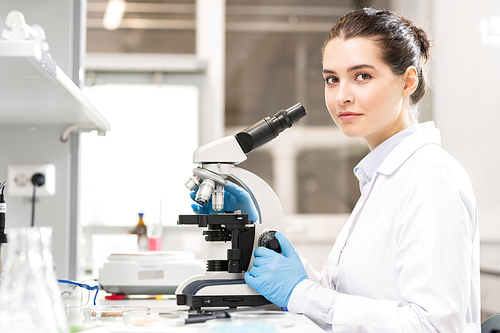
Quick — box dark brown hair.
[324,8,433,105]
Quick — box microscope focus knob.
[258,230,282,254]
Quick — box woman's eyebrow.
[347,64,376,72]
[323,64,376,75]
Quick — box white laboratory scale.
[99,251,205,295]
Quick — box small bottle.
[147,219,162,251]
[134,213,148,251]
[148,201,162,251]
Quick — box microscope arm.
[188,103,305,246]
[230,167,284,232]
[230,167,285,269]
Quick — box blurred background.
[1,0,500,320]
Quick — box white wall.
[0,125,71,278]
[0,0,77,278]
[431,0,500,242]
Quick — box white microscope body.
[175,103,306,310]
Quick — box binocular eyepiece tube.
[185,103,307,213]
[235,103,307,154]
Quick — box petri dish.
[230,311,296,327]
[123,310,188,327]
[83,305,150,321]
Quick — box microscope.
[176,103,306,310]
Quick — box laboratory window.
[84,0,388,222]
[297,147,369,214]
[81,82,198,227]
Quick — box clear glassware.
[57,279,99,308]
[40,227,70,330]
[0,227,69,333]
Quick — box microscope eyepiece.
[235,103,306,154]
[275,102,308,128]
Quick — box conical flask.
[40,227,70,331]
[0,227,69,333]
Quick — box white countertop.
[70,297,324,333]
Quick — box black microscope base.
[177,293,271,310]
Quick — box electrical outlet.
[7,164,56,197]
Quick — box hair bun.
[403,17,433,63]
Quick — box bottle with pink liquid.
[147,199,163,251]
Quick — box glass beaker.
[0,227,69,333]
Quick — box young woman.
[192,7,480,332]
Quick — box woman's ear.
[403,66,418,96]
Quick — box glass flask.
[0,227,69,333]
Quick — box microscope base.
[177,293,271,310]
[176,278,271,310]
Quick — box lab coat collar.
[353,121,440,190]
[377,121,441,176]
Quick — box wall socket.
[7,164,56,197]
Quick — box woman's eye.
[325,77,338,84]
[355,73,372,81]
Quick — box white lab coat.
[287,122,480,332]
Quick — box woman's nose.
[335,83,353,105]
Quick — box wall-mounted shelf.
[85,53,207,73]
[0,40,110,140]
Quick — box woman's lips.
[338,112,361,121]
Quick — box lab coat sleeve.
[288,278,402,332]
[389,162,476,333]
[289,159,478,332]
[288,279,338,331]
[300,256,323,284]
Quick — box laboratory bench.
[68,295,324,333]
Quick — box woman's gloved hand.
[244,232,308,308]
[190,180,259,223]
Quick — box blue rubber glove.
[190,180,259,223]
[244,232,308,308]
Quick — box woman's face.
[323,37,414,150]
